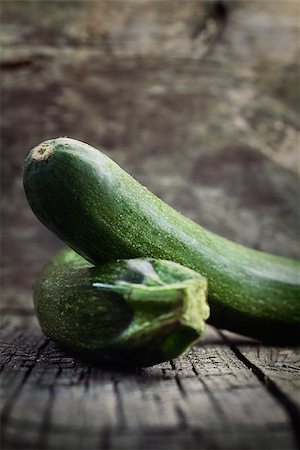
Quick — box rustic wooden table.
[1,1,299,449]
[1,316,300,449]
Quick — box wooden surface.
[1,317,299,449]
[1,1,300,449]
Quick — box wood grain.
[1,318,299,449]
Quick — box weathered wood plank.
[1,317,297,449]
[0,1,219,58]
[220,329,300,448]
[222,330,300,405]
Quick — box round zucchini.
[23,138,300,343]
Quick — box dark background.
[1,1,300,313]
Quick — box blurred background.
[1,0,300,315]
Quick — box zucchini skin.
[34,249,209,367]
[23,138,300,343]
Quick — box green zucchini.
[34,249,209,366]
[23,138,300,343]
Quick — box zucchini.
[23,138,300,343]
[34,249,209,367]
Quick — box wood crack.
[112,379,127,430]
[190,355,230,425]
[191,0,228,41]
[219,331,300,447]
[37,366,62,450]
[0,337,50,445]
[170,359,187,398]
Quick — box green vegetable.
[23,138,300,343]
[34,249,209,366]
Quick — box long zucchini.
[23,138,300,342]
[34,249,209,366]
